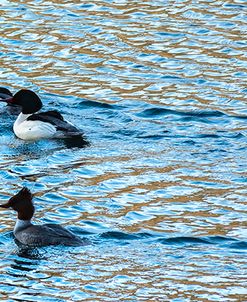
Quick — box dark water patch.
[100,231,142,240]
[179,116,214,123]
[158,236,212,245]
[197,134,220,139]
[136,133,169,140]
[193,133,244,140]
[10,259,40,273]
[157,235,245,248]
[207,148,228,153]
[228,241,247,250]
[112,128,143,138]
[232,115,247,120]
[156,32,185,38]
[19,172,49,180]
[205,236,238,244]
[137,131,243,142]
[216,132,244,139]
[68,227,97,236]
[98,231,157,242]
[98,232,243,249]
[62,136,90,149]
[79,100,121,110]
[182,139,197,145]
[161,75,183,80]
[223,3,246,8]
[79,4,94,9]
[81,220,110,233]
[136,107,225,119]
[136,129,185,140]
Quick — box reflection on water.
[0,0,247,301]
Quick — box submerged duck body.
[0,88,84,140]
[0,187,84,247]
[0,87,13,100]
[0,87,21,115]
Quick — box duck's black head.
[0,187,35,220]
[11,89,43,114]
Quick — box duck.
[0,88,84,141]
[0,187,85,247]
[0,87,13,100]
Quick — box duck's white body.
[0,89,85,141]
[14,113,57,140]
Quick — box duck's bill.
[0,203,10,208]
[0,97,14,104]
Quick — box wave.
[98,231,246,249]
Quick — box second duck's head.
[0,187,35,220]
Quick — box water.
[0,0,247,301]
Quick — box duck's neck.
[14,219,32,235]
[14,113,32,126]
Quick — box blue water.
[1,0,247,301]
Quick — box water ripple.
[0,0,247,301]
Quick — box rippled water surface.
[1,0,247,301]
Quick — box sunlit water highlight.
[0,0,247,301]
